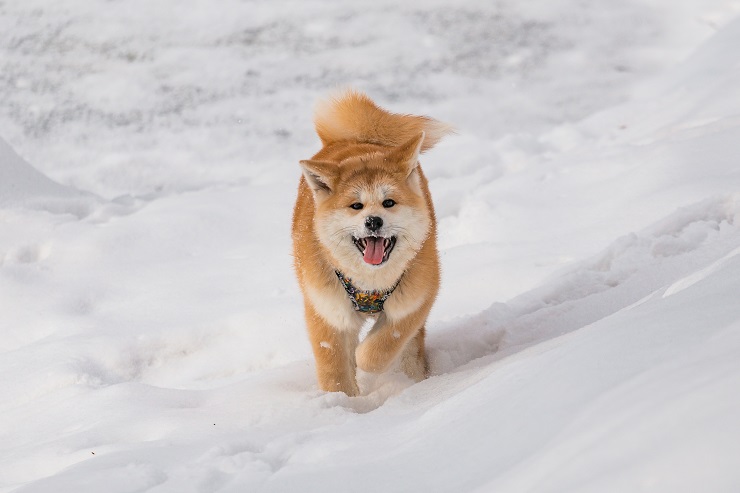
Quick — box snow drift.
[0,137,95,214]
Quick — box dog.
[292,90,453,396]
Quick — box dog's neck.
[335,270,401,314]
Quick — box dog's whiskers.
[394,226,421,246]
[330,227,356,241]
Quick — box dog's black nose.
[365,216,383,232]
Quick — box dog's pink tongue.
[363,237,385,265]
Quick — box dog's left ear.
[391,131,425,176]
[390,132,425,194]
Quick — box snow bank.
[0,137,95,215]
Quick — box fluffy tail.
[313,89,454,152]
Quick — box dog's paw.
[333,384,360,397]
[356,338,393,373]
[317,372,360,397]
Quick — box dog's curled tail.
[314,89,454,152]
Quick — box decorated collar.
[335,270,401,314]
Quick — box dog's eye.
[350,203,364,210]
[382,199,396,208]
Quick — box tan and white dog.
[292,90,452,396]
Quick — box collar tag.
[335,271,400,314]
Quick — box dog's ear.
[389,132,425,195]
[389,131,425,177]
[299,160,339,197]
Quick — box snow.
[2,1,740,491]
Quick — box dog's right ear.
[299,160,339,197]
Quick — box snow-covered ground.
[2,1,740,491]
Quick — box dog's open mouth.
[353,236,397,265]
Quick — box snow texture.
[1,0,740,491]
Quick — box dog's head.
[300,132,432,285]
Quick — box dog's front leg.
[355,305,431,378]
[304,302,361,396]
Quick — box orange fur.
[314,89,454,152]
[292,90,452,395]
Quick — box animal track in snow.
[3,242,51,265]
